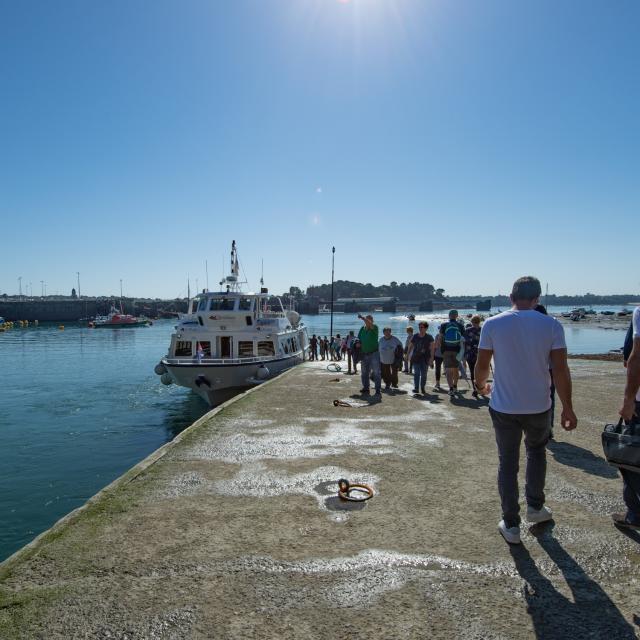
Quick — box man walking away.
[379,327,403,390]
[309,334,318,361]
[357,314,381,397]
[475,276,577,545]
[408,321,435,395]
[464,316,482,398]
[614,305,640,531]
[433,332,444,391]
[440,310,466,396]
[404,326,414,374]
[345,330,356,374]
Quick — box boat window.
[175,341,192,357]
[209,298,235,311]
[238,341,254,357]
[239,298,253,311]
[199,341,212,356]
[197,298,207,311]
[282,340,289,354]
[292,337,297,351]
[257,341,275,356]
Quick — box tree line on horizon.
[289,280,446,301]
[282,282,639,306]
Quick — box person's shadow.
[546,440,618,479]
[509,522,636,639]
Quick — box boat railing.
[163,354,288,366]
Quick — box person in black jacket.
[614,308,640,531]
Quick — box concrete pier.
[1,360,639,639]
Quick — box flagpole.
[330,246,335,338]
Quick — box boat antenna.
[231,240,239,277]
[260,259,264,287]
[205,260,209,292]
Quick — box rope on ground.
[337,478,374,502]
[326,363,342,372]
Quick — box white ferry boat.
[154,242,308,406]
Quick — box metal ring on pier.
[337,479,374,502]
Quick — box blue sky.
[1,0,638,298]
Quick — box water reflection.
[162,392,210,440]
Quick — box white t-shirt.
[633,306,640,401]
[478,309,566,414]
[379,336,402,365]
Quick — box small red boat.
[90,306,150,328]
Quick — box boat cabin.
[170,290,302,362]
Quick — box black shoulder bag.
[602,416,640,472]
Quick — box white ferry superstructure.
[154,241,308,406]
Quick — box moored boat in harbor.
[90,306,151,328]
[154,241,308,406]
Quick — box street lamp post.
[330,247,335,339]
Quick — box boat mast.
[119,279,123,314]
[220,240,243,294]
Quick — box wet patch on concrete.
[160,466,379,522]
[161,471,208,498]
[181,424,397,463]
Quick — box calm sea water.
[0,306,631,561]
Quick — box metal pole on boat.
[330,246,335,339]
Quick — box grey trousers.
[489,407,552,527]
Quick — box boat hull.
[162,352,305,406]
[92,321,150,328]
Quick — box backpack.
[443,322,462,349]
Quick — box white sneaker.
[498,520,521,544]
[527,505,553,524]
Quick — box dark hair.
[511,276,542,302]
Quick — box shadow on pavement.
[614,523,640,545]
[411,393,443,404]
[450,394,489,410]
[509,522,636,639]
[546,441,618,479]
[349,393,382,405]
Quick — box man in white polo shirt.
[614,305,640,530]
[475,276,578,544]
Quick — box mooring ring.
[338,482,374,502]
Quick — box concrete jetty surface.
[1,360,639,639]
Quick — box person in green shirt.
[357,314,381,396]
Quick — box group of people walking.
[310,275,640,543]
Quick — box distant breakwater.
[0,299,188,322]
